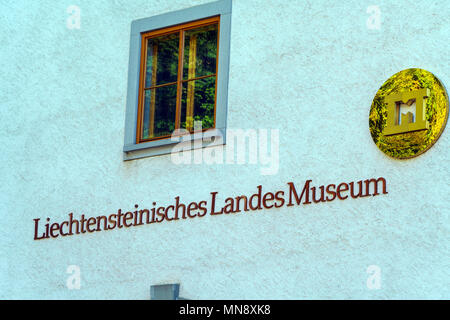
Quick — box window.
[124,0,231,160]
[138,17,219,142]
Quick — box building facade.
[1,0,449,299]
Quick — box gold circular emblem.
[369,68,448,159]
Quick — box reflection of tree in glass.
[181,77,215,131]
[153,85,177,136]
[184,25,218,80]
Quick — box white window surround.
[123,0,232,161]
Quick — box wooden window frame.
[136,16,220,144]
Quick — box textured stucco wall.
[1,0,449,299]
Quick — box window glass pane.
[145,33,179,87]
[183,24,218,80]
[141,85,177,139]
[180,77,216,131]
